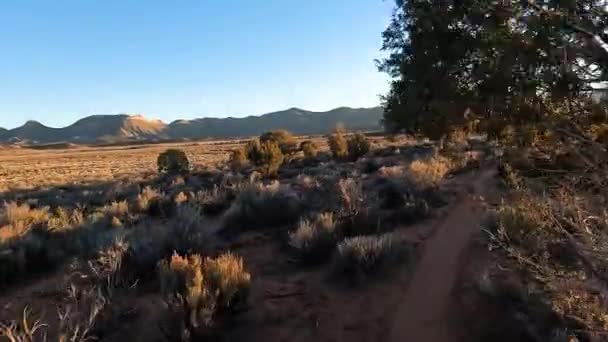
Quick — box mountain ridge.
[1,106,383,145]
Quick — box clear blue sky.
[0,1,393,129]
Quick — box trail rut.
[390,167,497,342]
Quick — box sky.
[0,1,394,129]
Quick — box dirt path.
[390,167,497,342]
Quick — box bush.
[333,233,411,280]
[222,181,301,233]
[347,132,370,161]
[158,149,190,175]
[328,126,348,160]
[135,186,161,213]
[406,154,453,190]
[0,202,50,243]
[300,140,319,159]
[259,130,299,155]
[194,185,236,216]
[168,203,210,255]
[244,139,284,177]
[0,202,49,228]
[228,148,248,170]
[158,252,250,340]
[288,212,337,263]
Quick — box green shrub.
[288,212,337,263]
[300,140,318,159]
[333,232,411,280]
[157,149,190,175]
[347,132,370,161]
[328,126,348,160]
[244,139,284,177]
[259,129,299,155]
[158,252,250,340]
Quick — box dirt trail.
[390,167,497,342]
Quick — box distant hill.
[1,107,383,145]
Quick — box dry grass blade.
[0,306,48,342]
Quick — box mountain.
[0,107,383,145]
[166,107,383,139]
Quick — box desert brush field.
[2,126,608,342]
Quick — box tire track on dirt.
[390,167,496,342]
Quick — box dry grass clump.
[158,252,250,341]
[87,238,131,297]
[0,307,48,342]
[1,202,50,227]
[300,140,318,159]
[228,148,248,170]
[47,207,85,232]
[134,186,161,213]
[222,181,301,233]
[327,126,348,160]
[288,212,337,263]
[0,285,107,342]
[101,200,129,218]
[0,202,50,243]
[333,232,411,280]
[405,154,453,189]
[194,185,236,216]
[347,132,370,161]
[174,191,189,205]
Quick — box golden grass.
[406,154,453,188]
[0,137,330,191]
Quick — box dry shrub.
[158,149,190,175]
[406,154,452,189]
[124,222,172,279]
[288,212,337,263]
[109,216,123,229]
[168,203,210,255]
[328,126,348,160]
[194,185,235,216]
[259,130,299,156]
[0,202,49,233]
[222,181,301,233]
[337,178,364,216]
[174,191,189,205]
[158,252,250,341]
[0,202,50,244]
[300,140,318,159]
[347,132,370,161]
[48,207,85,232]
[0,307,47,342]
[589,123,608,145]
[228,148,248,170]
[334,232,412,280]
[0,285,106,342]
[378,165,406,178]
[58,285,107,342]
[101,200,129,218]
[87,238,131,297]
[135,186,161,213]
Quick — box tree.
[378,0,608,139]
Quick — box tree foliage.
[379,0,608,139]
